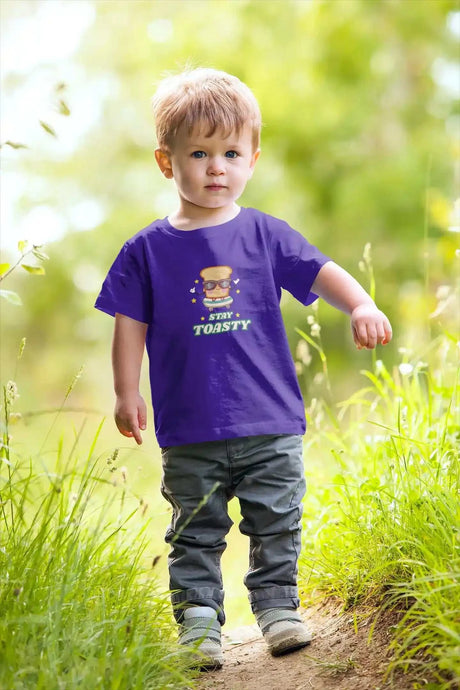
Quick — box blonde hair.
[152,68,262,152]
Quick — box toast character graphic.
[200,265,233,310]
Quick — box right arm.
[112,313,148,445]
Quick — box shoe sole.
[185,648,224,671]
[198,658,224,671]
[268,632,312,657]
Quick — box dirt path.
[198,601,417,690]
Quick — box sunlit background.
[1,0,459,626]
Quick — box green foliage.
[38,120,57,138]
[0,240,48,306]
[1,0,458,408]
[0,290,23,307]
[0,336,199,689]
[0,422,198,689]
[299,332,459,687]
[0,141,29,150]
[1,3,459,685]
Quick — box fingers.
[352,316,392,350]
[382,318,393,345]
[375,321,386,346]
[133,401,148,444]
[374,317,392,346]
[366,324,378,349]
[131,423,143,446]
[353,322,377,349]
[116,417,143,445]
[115,397,147,445]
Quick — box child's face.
[155,122,260,215]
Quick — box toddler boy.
[95,68,392,669]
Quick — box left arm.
[312,261,392,350]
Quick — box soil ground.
[198,600,419,690]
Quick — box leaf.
[32,248,49,261]
[332,474,347,486]
[18,240,28,253]
[0,289,22,306]
[295,327,327,363]
[58,99,71,116]
[18,337,27,359]
[39,120,57,137]
[0,263,10,276]
[0,140,29,150]
[21,265,46,276]
[359,478,380,492]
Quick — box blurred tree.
[1,0,458,410]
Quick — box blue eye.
[225,151,238,158]
[192,151,206,159]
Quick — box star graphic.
[195,279,199,284]
[236,289,240,294]
[201,317,205,321]
[191,298,197,304]
[236,313,240,317]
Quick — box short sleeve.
[269,220,331,306]
[94,240,153,323]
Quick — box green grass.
[0,419,198,690]
[2,341,458,689]
[299,332,459,688]
[2,246,458,688]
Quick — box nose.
[207,156,225,175]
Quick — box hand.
[114,392,147,445]
[351,304,392,350]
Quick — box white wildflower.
[363,243,372,263]
[311,323,321,338]
[399,363,413,376]
[436,285,451,300]
[5,381,19,404]
[296,340,312,366]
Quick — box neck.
[168,202,240,231]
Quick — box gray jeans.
[160,434,306,625]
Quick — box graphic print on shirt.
[189,264,251,337]
[200,265,233,310]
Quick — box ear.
[248,148,261,178]
[155,148,174,179]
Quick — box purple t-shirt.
[95,207,330,447]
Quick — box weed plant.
[0,252,198,688]
[0,388,197,689]
[298,322,459,687]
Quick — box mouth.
[205,185,227,191]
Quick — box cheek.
[172,169,191,191]
[234,170,252,188]
[178,165,200,185]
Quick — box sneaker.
[256,608,312,656]
[179,606,224,670]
